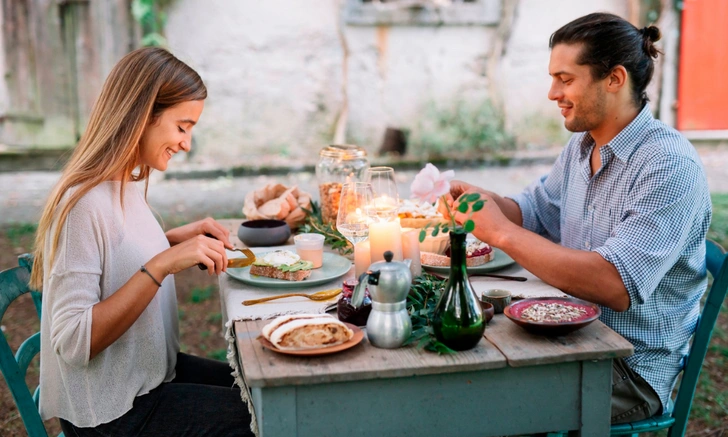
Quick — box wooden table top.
[234,316,633,388]
[222,218,634,388]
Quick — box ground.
[2,198,728,435]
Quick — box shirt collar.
[607,104,653,163]
[577,104,653,164]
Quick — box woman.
[30,47,254,436]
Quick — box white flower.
[410,163,455,203]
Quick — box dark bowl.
[504,297,601,336]
[479,301,495,323]
[237,220,291,247]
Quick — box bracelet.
[140,265,163,287]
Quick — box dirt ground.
[1,222,727,436]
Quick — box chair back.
[0,254,48,437]
[668,239,728,437]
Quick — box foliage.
[708,193,728,248]
[188,285,215,303]
[412,99,515,157]
[207,348,228,361]
[405,273,456,354]
[131,0,173,47]
[299,201,353,255]
[418,192,484,242]
[4,223,37,249]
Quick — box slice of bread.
[399,217,449,229]
[420,250,495,267]
[249,265,312,281]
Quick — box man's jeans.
[60,353,254,437]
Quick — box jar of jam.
[316,145,369,225]
[337,278,372,326]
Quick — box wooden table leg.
[569,359,612,436]
[252,386,298,437]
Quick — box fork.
[429,271,527,282]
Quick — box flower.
[409,163,484,242]
[410,163,455,203]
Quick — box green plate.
[225,251,351,289]
[422,248,515,274]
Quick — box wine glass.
[336,182,375,246]
[366,166,399,222]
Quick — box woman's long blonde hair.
[30,47,207,290]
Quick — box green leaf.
[457,202,469,213]
[419,229,427,242]
[464,220,475,233]
[432,226,440,237]
[465,193,481,203]
[472,200,484,212]
[441,225,449,234]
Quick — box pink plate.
[504,297,601,336]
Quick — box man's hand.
[165,217,233,248]
[451,191,516,247]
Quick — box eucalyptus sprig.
[418,193,485,242]
[405,273,456,354]
[299,201,353,255]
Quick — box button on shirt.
[509,105,712,410]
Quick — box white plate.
[226,251,351,289]
[422,247,516,274]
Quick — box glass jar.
[316,145,369,225]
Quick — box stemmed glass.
[336,182,376,246]
[366,166,399,223]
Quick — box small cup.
[480,289,512,314]
[479,301,495,323]
[238,219,291,247]
[294,233,325,268]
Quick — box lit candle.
[354,240,372,279]
[401,228,422,278]
[369,221,403,263]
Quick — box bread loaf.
[249,265,312,281]
[261,314,353,350]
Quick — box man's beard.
[564,86,606,133]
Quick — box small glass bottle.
[316,145,369,225]
[432,231,485,350]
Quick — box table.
[216,220,634,436]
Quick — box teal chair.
[0,254,62,437]
[609,239,728,436]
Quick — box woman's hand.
[148,234,229,277]
[165,217,232,248]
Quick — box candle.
[401,228,422,278]
[354,240,372,279]
[372,194,399,222]
[369,221,403,263]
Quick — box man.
[444,13,712,424]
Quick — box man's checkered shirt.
[510,105,712,410]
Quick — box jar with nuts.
[316,145,369,225]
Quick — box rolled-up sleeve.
[594,156,706,307]
[508,148,567,242]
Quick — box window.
[345,0,501,26]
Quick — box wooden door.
[0,0,135,149]
[677,0,728,131]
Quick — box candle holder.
[367,166,399,223]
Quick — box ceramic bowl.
[237,220,291,247]
[479,301,495,323]
[418,232,450,255]
[504,297,602,336]
[479,289,512,314]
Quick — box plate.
[257,324,364,356]
[421,248,516,274]
[504,297,601,336]
[225,251,351,289]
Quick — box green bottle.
[432,231,485,350]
